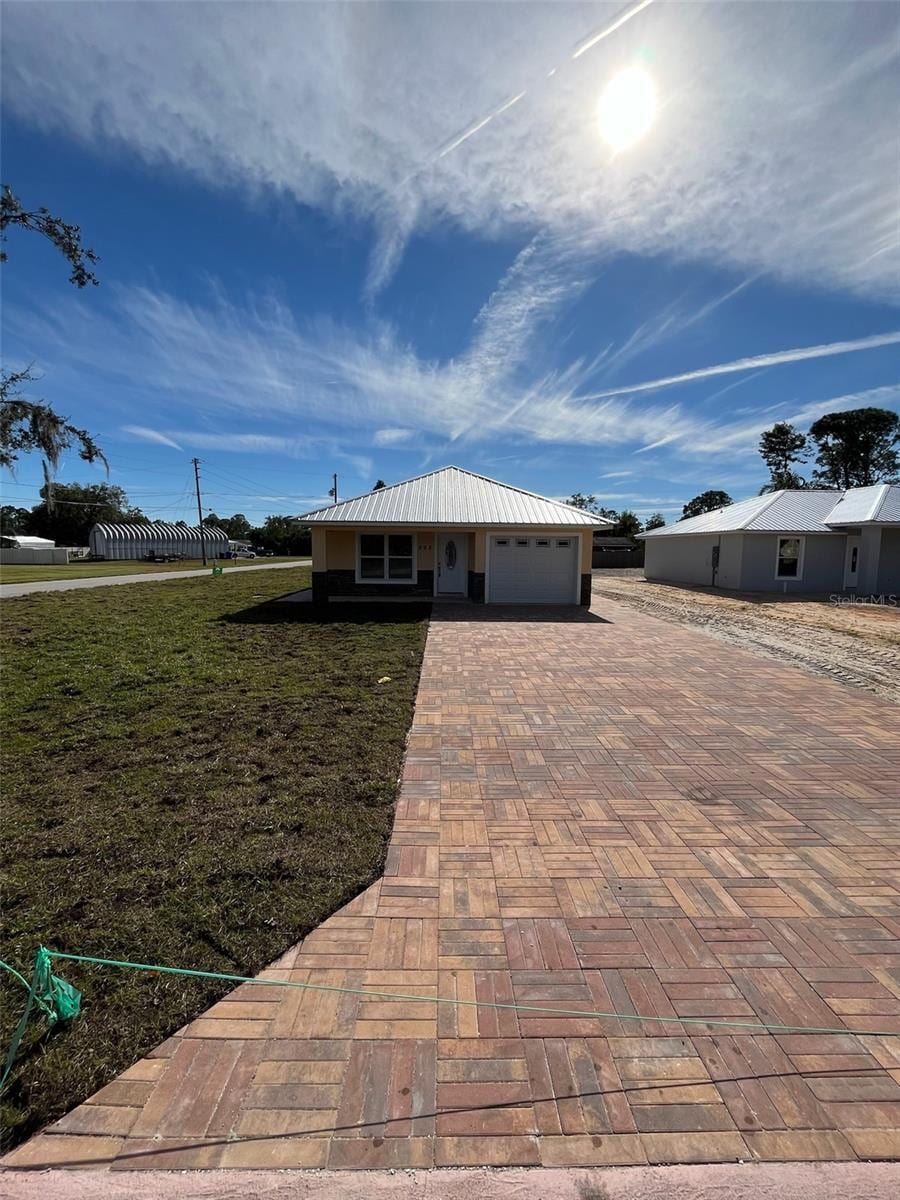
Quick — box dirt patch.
[592,571,900,703]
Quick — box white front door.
[437,533,468,594]
[843,535,861,589]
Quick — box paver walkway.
[6,597,900,1171]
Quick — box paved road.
[0,560,311,599]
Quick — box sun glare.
[597,65,657,152]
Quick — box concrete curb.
[1,1163,898,1199]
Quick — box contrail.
[406,0,657,177]
[571,0,657,59]
[580,330,900,403]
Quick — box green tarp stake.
[0,947,81,1094]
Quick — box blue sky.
[2,1,899,524]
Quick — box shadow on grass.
[224,596,434,626]
[226,595,612,625]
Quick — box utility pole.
[329,473,339,506]
[192,457,208,566]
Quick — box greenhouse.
[88,522,229,561]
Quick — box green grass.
[0,556,308,584]
[1,568,429,1150]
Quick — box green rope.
[4,943,896,1095]
[0,949,78,1094]
[44,948,900,1039]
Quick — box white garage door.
[488,534,579,603]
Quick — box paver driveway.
[7,597,900,1171]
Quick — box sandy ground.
[592,570,900,704]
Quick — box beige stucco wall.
[580,531,592,573]
[311,527,327,571]
[314,526,593,576]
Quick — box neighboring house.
[592,534,644,569]
[638,484,900,594]
[0,534,69,566]
[298,466,612,605]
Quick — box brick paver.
[6,598,900,1170]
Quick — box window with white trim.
[358,533,414,581]
[775,536,803,579]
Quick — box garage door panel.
[489,535,578,603]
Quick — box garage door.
[488,534,578,603]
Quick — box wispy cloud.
[121,425,183,451]
[374,428,415,447]
[15,281,897,476]
[3,3,898,299]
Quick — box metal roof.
[90,522,229,542]
[640,484,900,538]
[824,484,900,525]
[1,535,56,547]
[639,491,842,538]
[297,467,610,527]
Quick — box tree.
[758,421,808,492]
[203,511,252,540]
[808,407,900,489]
[0,366,106,474]
[681,490,733,520]
[0,504,31,536]
[248,515,311,556]
[567,491,598,511]
[1,184,99,287]
[644,512,666,531]
[567,493,618,522]
[1,185,105,479]
[25,482,147,547]
[372,479,387,490]
[614,510,643,539]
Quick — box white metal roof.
[639,490,842,538]
[640,484,900,538]
[1,535,56,547]
[824,484,900,525]
[90,522,229,542]
[297,467,611,527]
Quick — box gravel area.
[592,570,900,704]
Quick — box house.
[592,534,644,569]
[638,484,900,594]
[0,535,69,566]
[298,466,611,605]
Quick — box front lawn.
[0,556,308,584]
[1,568,428,1149]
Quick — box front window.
[776,537,803,579]
[359,533,414,581]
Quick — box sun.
[597,65,657,152]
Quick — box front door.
[437,533,467,594]
[843,535,861,589]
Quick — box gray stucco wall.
[643,535,719,585]
[740,532,845,593]
[858,527,881,593]
[877,528,900,593]
[717,533,743,589]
